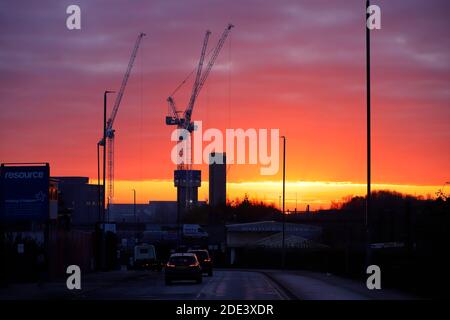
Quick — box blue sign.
[174,170,201,187]
[0,164,50,223]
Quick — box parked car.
[165,253,202,285]
[188,249,213,276]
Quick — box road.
[0,269,416,300]
[76,270,287,300]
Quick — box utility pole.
[281,136,286,269]
[365,0,372,267]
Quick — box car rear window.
[190,251,208,260]
[169,256,196,266]
[139,248,148,254]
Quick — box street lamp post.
[132,189,137,239]
[365,0,372,268]
[97,142,101,222]
[98,90,114,271]
[281,136,286,269]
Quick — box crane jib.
[166,23,234,132]
[106,32,146,132]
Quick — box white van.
[183,224,208,239]
[129,244,160,270]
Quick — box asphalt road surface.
[76,270,288,300]
[0,269,415,300]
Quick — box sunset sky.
[1,0,449,209]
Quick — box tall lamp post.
[97,90,114,271]
[97,142,102,222]
[281,136,286,269]
[365,0,372,267]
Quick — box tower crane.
[166,23,234,167]
[165,24,233,217]
[98,32,145,214]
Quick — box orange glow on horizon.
[92,179,442,211]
